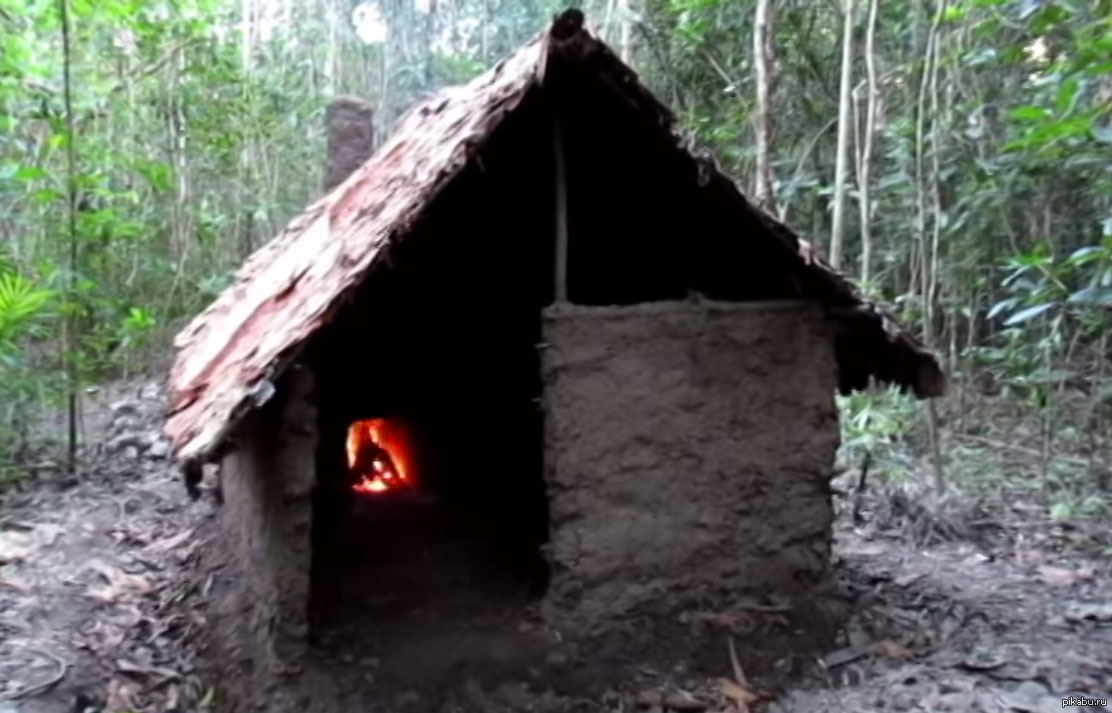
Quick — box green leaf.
[1031,4,1071,33]
[1049,502,1074,520]
[1003,302,1055,325]
[1083,60,1112,77]
[0,272,54,342]
[1065,246,1106,268]
[32,188,63,204]
[123,306,156,331]
[1010,106,1051,121]
[1067,286,1112,307]
[1055,77,1080,116]
[135,161,173,193]
[13,166,49,182]
[987,297,1019,319]
[962,48,998,67]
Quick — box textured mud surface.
[541,300,840,628]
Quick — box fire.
[346,418,417,496]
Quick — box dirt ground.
[1,380,1111,712]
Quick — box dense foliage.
[0,0,1109,493]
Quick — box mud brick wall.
[218,365,318,672]
[540,300,840,629]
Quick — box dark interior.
[303,66,821,655]
[305,88,555,647]
[551,62,816,305]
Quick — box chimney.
[324,96,375,191]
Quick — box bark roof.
[164,9,946,463]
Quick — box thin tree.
[914,0,947,493]
[481,0,490,63]
[326,0,338,95]
[857,0,879,287]
[59,0,79,473]
[241,0,252,73]
[423,0,438,87]
[830,0,856,270]
[617,0,634,64]
[752,0,778,214]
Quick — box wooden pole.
[552,110,569,304]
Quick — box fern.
[0,272,55,347]
[0,266,55,471]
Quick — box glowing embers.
[346,418,417,496]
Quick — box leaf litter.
[0,378,212,711]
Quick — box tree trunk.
[423,0,438,88]
[830,0,855,271]
[481,0,490,63]
[241,0,252,73]
[916,0,948,494]
[59,0,79,474]
[617,0,634,64]
[325,0,338,95]
[752,0,778,213]
[858,0,879,287]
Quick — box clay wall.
[217,365,318,673]
[540,300,840,628]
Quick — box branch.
[0,648,68,700]
[110,38,205,96]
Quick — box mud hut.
[165,8,944,694]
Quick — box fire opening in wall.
[346,418,416,496]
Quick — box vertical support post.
[552,109,569,304]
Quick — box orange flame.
[347,418,417,496]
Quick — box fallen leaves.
[719,678,773,713]
[875,639,912,660]
[199,686,217,708]
[0,533,36,565]
[820,645,871,668]
[1036,564,1094,587]
[105,677,140,711]
[86,560,153,603]
[841,541,887,557]
[0,646,69,700]
[116,657,181,684]
[0,523,65,564]
[893,571,927,588]
[0,573,33,593]
[955,652,1007,672]
[0,385,213,713]
[635,689,709,710]
[718,637,774,713]
[1064,602,1112,624]
[145,529,194,555]
[821,639,914,668]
